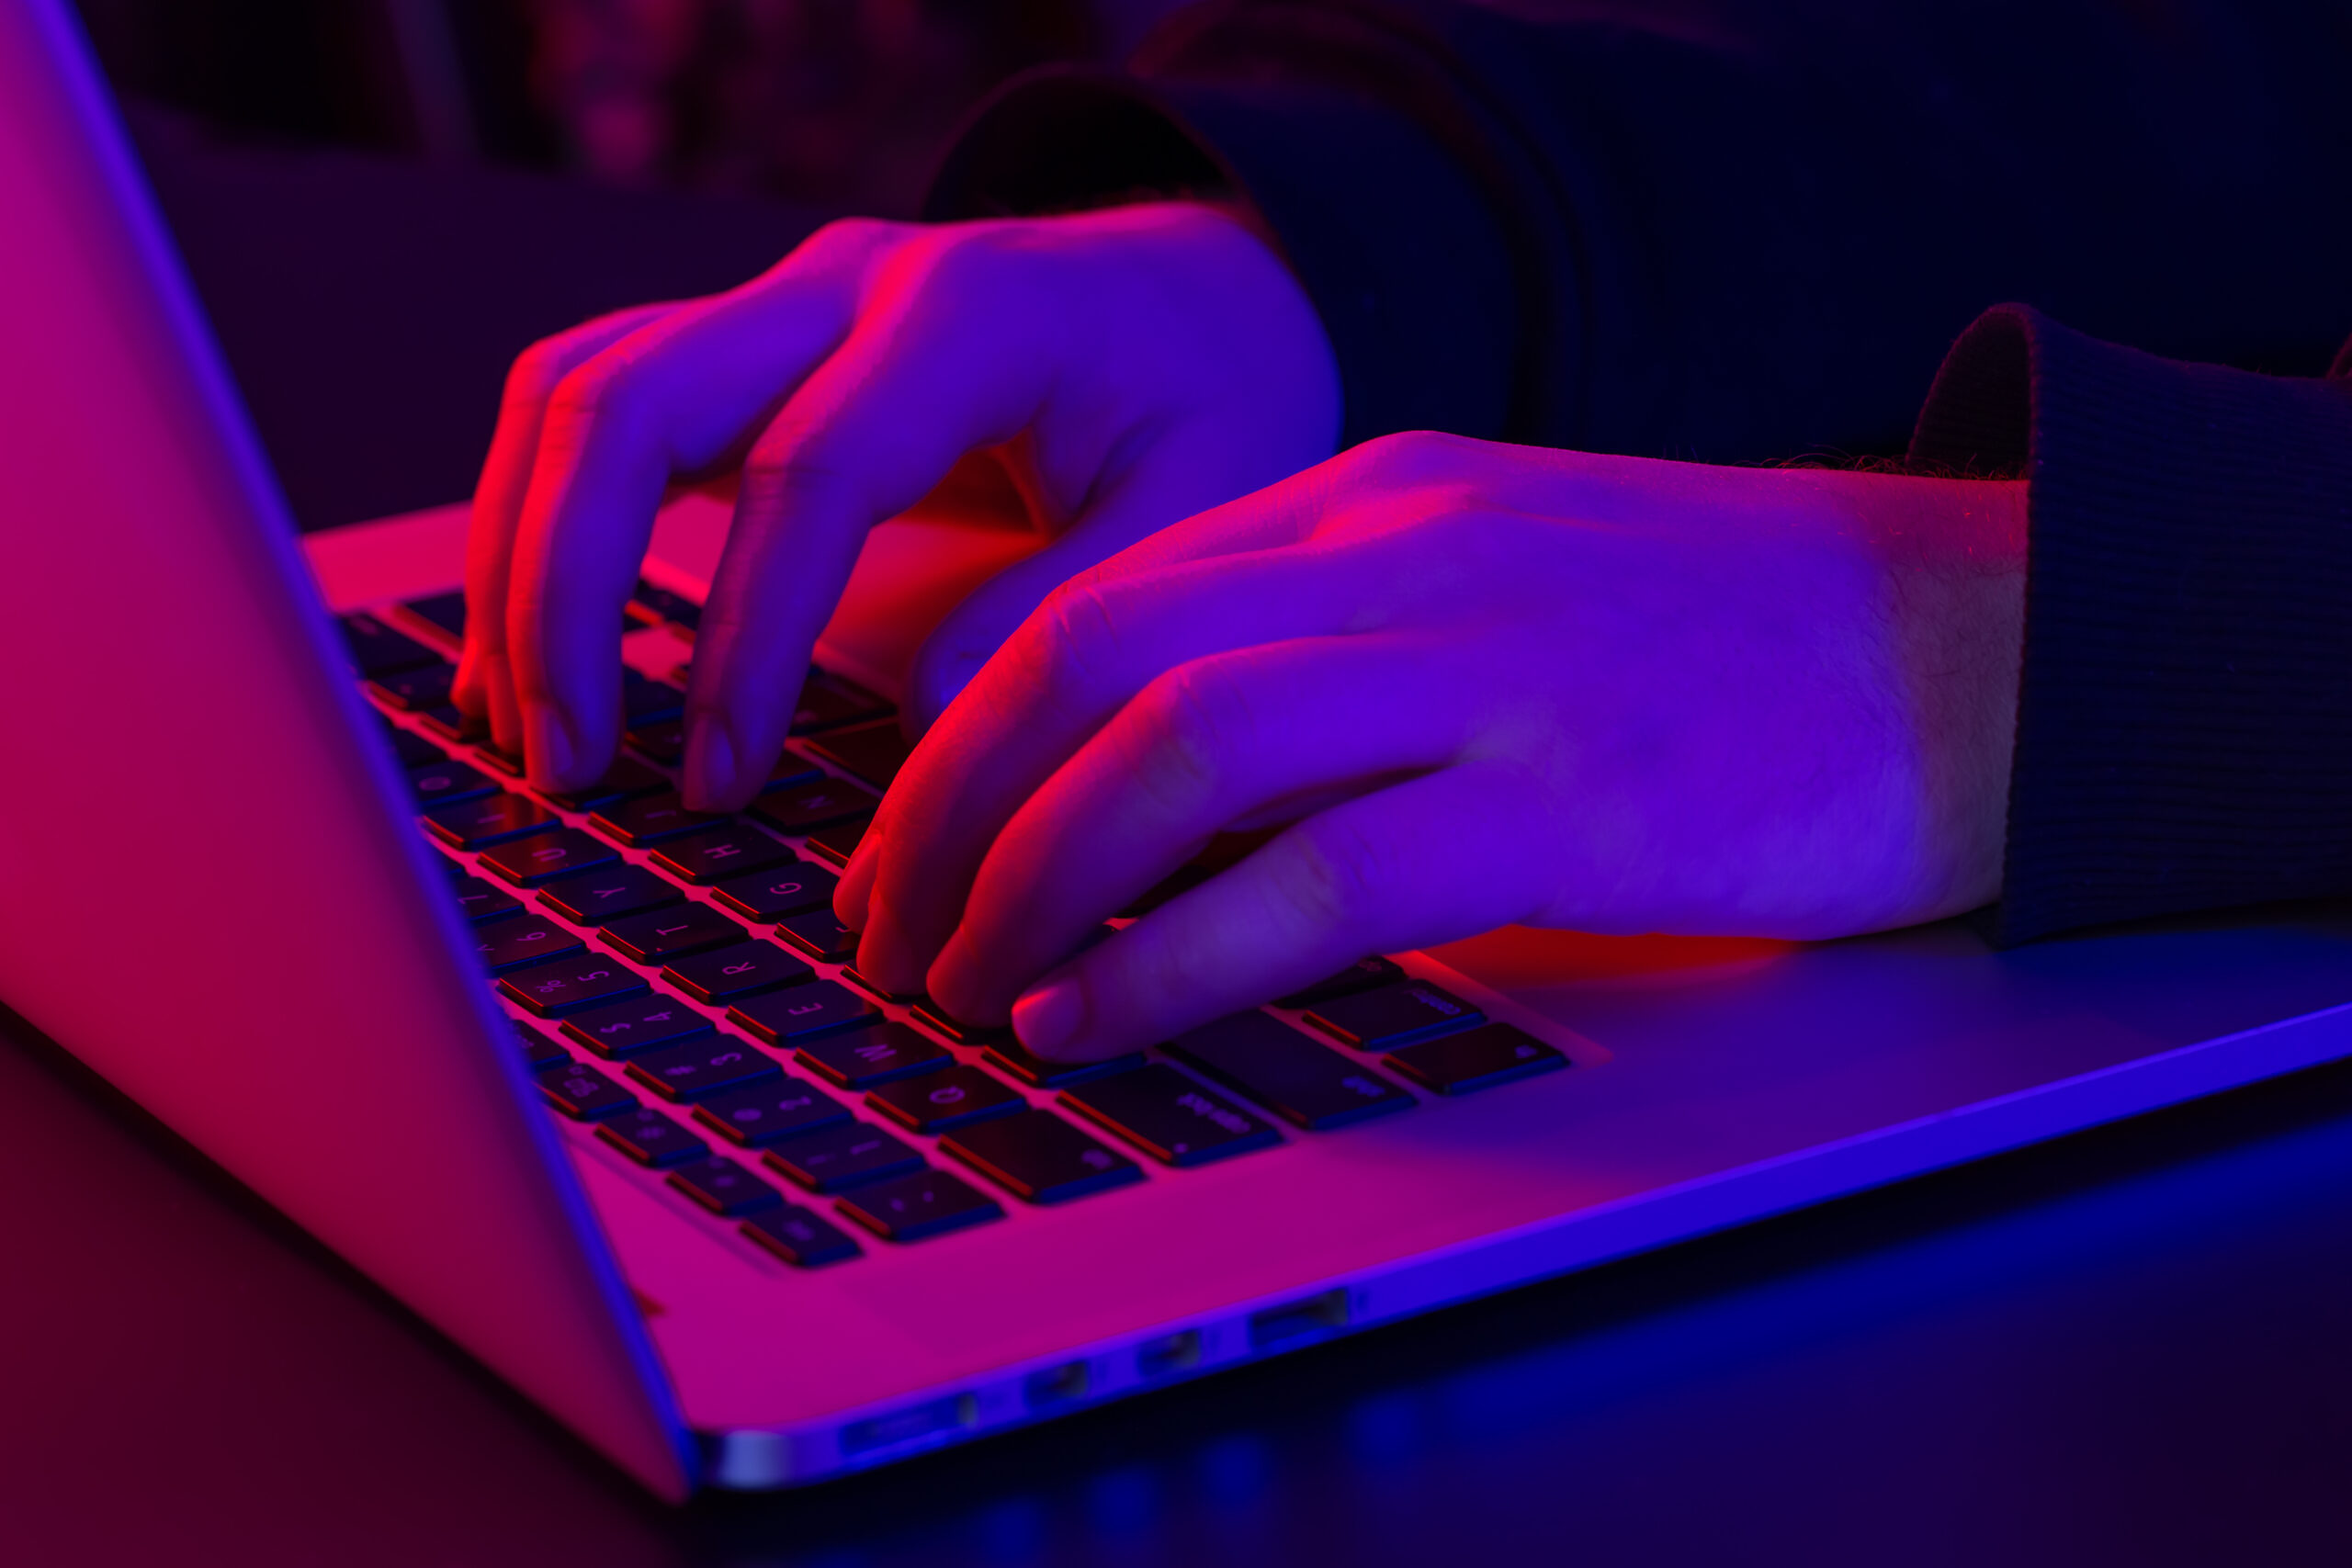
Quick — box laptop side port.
[1134,1329,1203,1380]
[1024,1360,1091,1409]
[1247,1289,1350,1350]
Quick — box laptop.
[9,0,2352,1501]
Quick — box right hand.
[452,201,1340,808]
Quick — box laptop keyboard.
[340,582,1574,1270]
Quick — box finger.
[508,221,901,790]
[455,301,678,751]
[676,238,1079,810]
[923,632,1476,1026]
[1008,759,1560,1060]
[853,521,1440,996]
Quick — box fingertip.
[680,716,741,812]
[1011,971,1088,1061]
[521,700,582,792]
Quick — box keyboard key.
[710,862,837,922]
[406,757,495,809]
[478,827,620,887]
[692,1077,850,1146]
[595,1107,707,1168]
[762,750,825,791]
[908,999,1008,1048]
[422,793,558,850]
[801,721,910,790]
[1163,1011,1414,1131]
[588,792,728,847]
[1061,1065,1282,1168]
[473,740,526,776]
[793,1021,950,1089]
[865,1064,1026,1134]
[400,589,469,637]
[983,1040,1145,1089]
[791,672,892,734]
[649,824,796,885]
[667,1156,782,1216]
[625,720,684,765]
[775,908,860,963]
[419,704,490,745]
[600,902,743,964]
[1385,1021,1569,1096]
[662,941,814,1005]
[539,755,671,813]
[536,1059,636,1120]
[380,722,446,770]
[763,1122,924,1192]
[366,663,454,712]
[835,1168,1003,1240]
[449,873,523,923]
[514,1021,571,1070]
[800,816,869,869]
[1303,981,1485,1053]
[625,1037,782,1101]
[748,777,878,835]
[941,1110,1144,1203]
[621,673,685,726]
[473,915,585,972]
[497,953,650,1016]
[536,863,682,925]
[1274,956,1407,1010]
[559,995,712,1058]
[340,612,439,677]
[841,964,919,1002]
[728,979,879,1044]
[741,1205,861,1268]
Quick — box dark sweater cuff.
[922,65,1518,448]
[1910,305,2352,943]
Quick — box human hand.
[451,202,1339,807]
[837,433,2029,1060]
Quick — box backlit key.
[595,1107,707,1168]
[662,941,814,1005]
[728,980,879,1045]
[1163,1011,1414,1131]
[477,827,619,887]
[474,915,584,972]
[625,1037,781,1101]
[1274,956,1407,1010]
[710,862,838,922]
[792,1021,950,1089]
[365,663,453,713]
[748,777,878,835]
[983,1039,1144,1089]
[775,908,860,963]
[1061,1064,1281,1167]
[536,863,681,925]
[835,1168,1002,1240]
[666,1156,781,1216]
[340,612,438,678]
[763,1122,924,1192]
[406,757,494,809]
[449,873,523,923]
[601,902,741,964]
[535,1059,635,1121]
[497,953,649,1016]
[800,816,868,869]
[559,995,712,1058]
[790,672,891,734]
[514,1021,571,1070]
[1385,1021,1568,1095]
[1303,981,1485,1052]
[692,1077,850,1146]
[741,1205,861,1267]
[589,792,727,847]
[539,755,670,813]
[865,1065,1024,1134]
[422,792,558,850]
[650,825,796,885]
[940,1110,1143,1203]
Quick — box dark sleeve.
[925,0,2352,462]
[1907,307,2352,943]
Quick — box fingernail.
[683,716,737,809]
[522,700,575,787]
[1012,973,1087,1060]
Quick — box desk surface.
[8,997,2350,1566]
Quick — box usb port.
[1024,1361,1091,1408]
[1134,1329,1202,1380]
[1247,1289,1349,1349]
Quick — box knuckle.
[1022,580,1126,712]
[1275,813,1402,932]
[1125,660,1253,812]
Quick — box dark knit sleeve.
[1909,307,2352,942]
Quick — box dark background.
[17,5,2352,1561]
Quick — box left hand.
[836,432,2030,1061]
